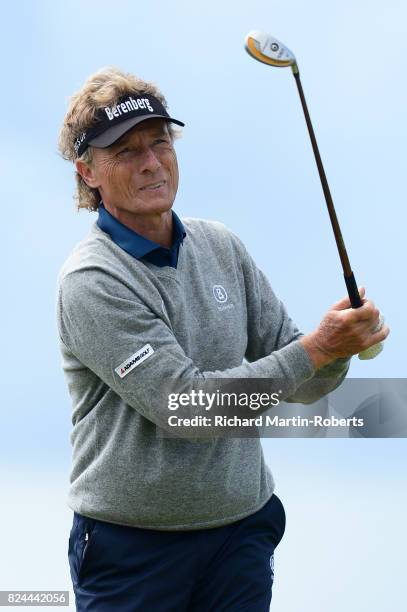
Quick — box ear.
[75,159,100,189]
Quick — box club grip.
[344,272,363,308]
[344,272,384,359]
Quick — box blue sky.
[1,1,406,609]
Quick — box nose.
[138,146,161,173]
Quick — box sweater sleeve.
[57,265,319,436]
[229,231,351,404]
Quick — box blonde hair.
[58,66,181,212]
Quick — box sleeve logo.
[115,344,154,378]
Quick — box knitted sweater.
[56,218,349,530]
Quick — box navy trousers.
[68,493,286,611]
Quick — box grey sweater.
[56,218,350,530]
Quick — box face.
[78,119,179,221]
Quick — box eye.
[116,147,132,158]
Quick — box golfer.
[57,67,389,612]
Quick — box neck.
[103,205,173,248]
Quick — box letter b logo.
[213,285,228,304]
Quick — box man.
[57,67,389,611]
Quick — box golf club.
[244,30,384,360]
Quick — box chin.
[141,198,174,214]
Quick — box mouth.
[139,180,166,192]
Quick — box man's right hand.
[299,287,390,369]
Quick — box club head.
[245,31,297,69]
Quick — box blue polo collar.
[97,203,186,268]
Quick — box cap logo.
[104,96,154,121]
[74,131,87,154]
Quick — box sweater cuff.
[315,356,352,378]
[277,339,316,386]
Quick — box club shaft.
[292,71,363,308]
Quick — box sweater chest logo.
[212,285,234,311]
[213,285,228,303]
[115,344,154,379]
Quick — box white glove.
[358,312,385,360]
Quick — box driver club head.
[245,31,297,70]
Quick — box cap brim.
[88,114,185,149]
